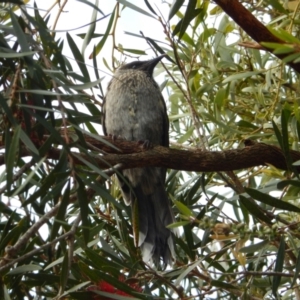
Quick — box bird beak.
[144,54,166,75]
[149,54,166,66]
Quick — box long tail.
[131,183,175,267]
[117,167,176,267]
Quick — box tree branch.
[82,137,300,172]
[214,0,300,73]
[0,136,298,173]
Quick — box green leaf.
[265,0,287,13]
[12,157,46,197]
[50,182,70,240]
[281,108,293,172]
[10,11,30,52]
[268,27,300,44]
[167,221,190,228]
[67,32,90,81]
[0,217,25,253]
[81,0,99,55]
[0,51,37,58]
[1,0,24,4]
[169,0,184,20]
[76,175,90,245]
[211,279,238,290]
[277,180,300,190]
[222,70,262,83]
[143,0,157,16]
[93,7,115,57]
[273,45,295,55]
[173,1,202,39]
[60,252,69,293]
[116,0,155,18]
[78,261,146,299]
[214,88,226,109]
[174,200,194,217]
[85,246,124,270]
[31,5,67,75]
[20,129,39,156]
[292,251,300,287]
[239,195,272,224]
[7,264,42,275]
[68,77,103,90]
[239,240,269,253]
[6,125,21,194]
[272,120,283,149]
[143,37,165,55]
[60,281,91,298]
[75,0,104,15]
[237,120,259,129]
[23,151,68,206]
[245,188,300,213]
[260,42,282,49]
[122,48,147,55]
[272,235,285,296]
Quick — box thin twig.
[0,202,61,269]
[0,159,35,195]
[0,219,77,273]
[57,213,82,297]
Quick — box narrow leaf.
[223,71,262,83]
[116,0,155,18]
[211,279,238,290]
[239,240,269,253]
[239,195,272,224]
[277,179,300,190]
[143,0,157,15]
[245,187,300,213]
[10,11,30,52]
[174,200,194,217]
[292,251,300,287]
[169,0,184,20]
[81,0,98,55]
[67,32,90,81]
[12,157,46,197]
[272,236,285,296]
[91,7,115,57]
[8,264,41,275]
[0,51,36,58]
[6,125,21,193]
[50,182,70,240]
[76,175,90,244]
[60,252,69,294]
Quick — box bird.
[102,55,175,267]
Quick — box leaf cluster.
[1,0,300,299]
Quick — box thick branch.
[214,0,300,73]
[1,136,299,172]
[89,138,300,172]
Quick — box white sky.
[27,0,171,77]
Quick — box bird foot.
[108,134,126,141]
[137,139,152,149]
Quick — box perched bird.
[102,55,175,267]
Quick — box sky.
[26,0,171,78]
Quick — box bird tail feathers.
[132,184,176,267]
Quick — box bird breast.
[104,69,165,144]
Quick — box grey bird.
[102,55,175,267]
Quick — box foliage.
[1,0,300,299]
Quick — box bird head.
[119,54,166,77]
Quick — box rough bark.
[1,135,299,173]
[88,137,300,172]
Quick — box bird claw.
[108,134,126,141]
[137,139,152,149]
